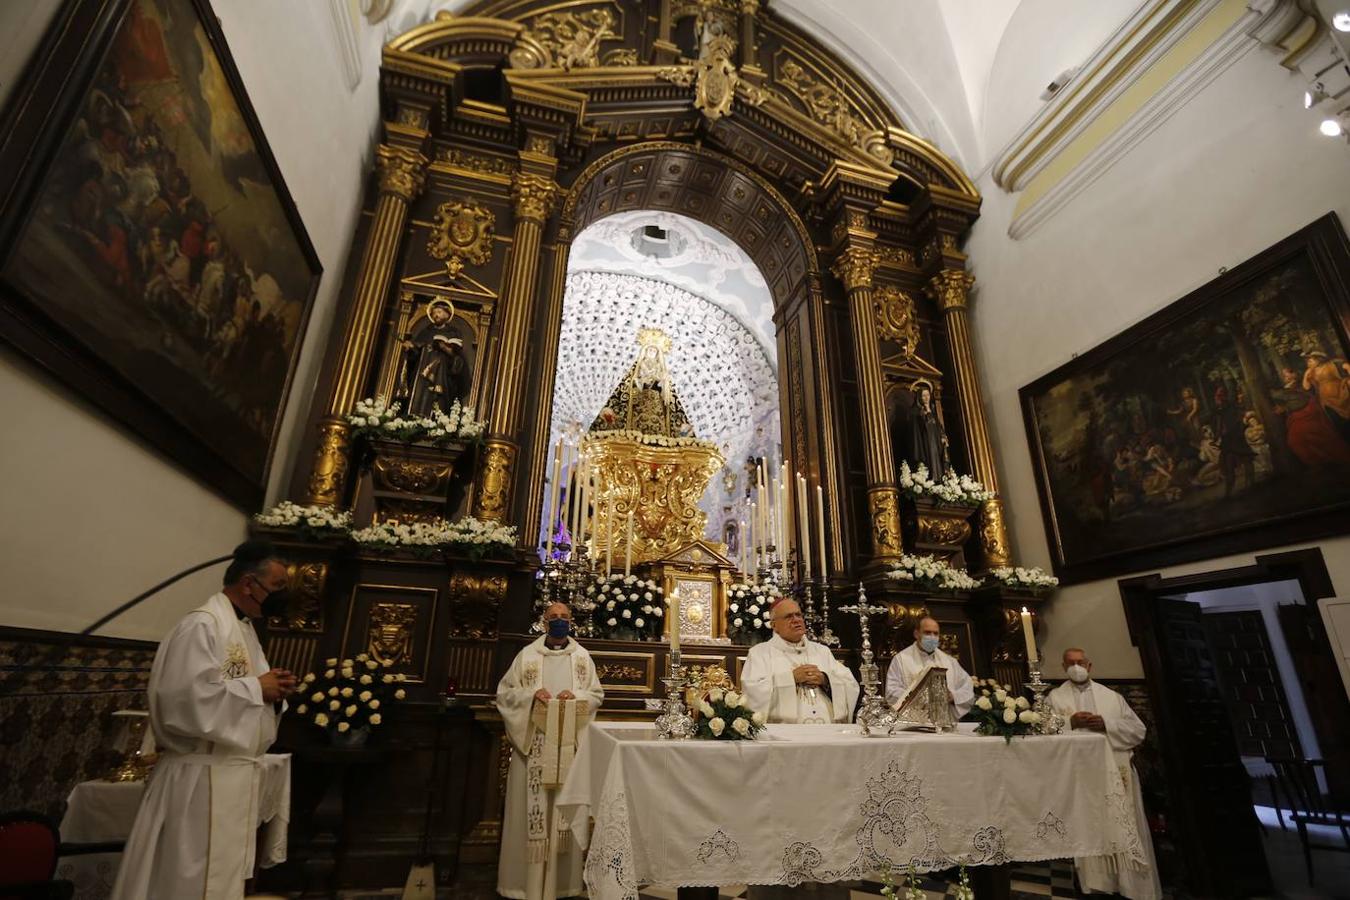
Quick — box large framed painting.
[0,0,321,509]
[1021,214,1350,584]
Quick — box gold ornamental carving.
[473,440,517,522]
[978,497,1012,569]
[375,144,427,203]
[596,663,645,681]
[447,571,508,640]
[427,199,495,281]
[866,488,903,559]
[367,602,417,667]
[940,633,960,656]
[927,270,975,312]
[511,173,559,222]
[267,561,328,633]
[917,513,973,548]
[777,59,893,165]
[510,9,618,71]
[874,284,920,359]
[306,419,351,506]
[436,147,516,178]
[374,457,453,495]
[831,247,877,292]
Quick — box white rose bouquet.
[725,581,779,645]
[690,686,765,742]
[898,461,995,506]
[348,396,487,447]
[589,573,664,641]
[293,653,410,745]
[988,565,1059,593]
[350,516,516,560]
[887,553,983,592]
[964,676,1040,741]
[253,501,352,540]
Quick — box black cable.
[78,554,233,636]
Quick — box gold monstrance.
[584,328,724,566]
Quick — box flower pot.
[330,726,370,749]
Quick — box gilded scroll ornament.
[511,173,559,222]
[375,144,427,202]
[436,147,516,177]
[927,270,976,312]
[367,602,417,667]
[427,199,495,281]
[867,488,904,559]
[473,440,517,521]
[874,284,920,359]
[978,497,1012,568]
[511,9,618,71]
[306,419,351,507]
[831,246,877,292]
[777,59,894,164]
[267,562,328,633]
[916,513,973,548]
[374,456,453,495]
[596,663,645,681]
[447,571,508,640]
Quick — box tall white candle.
[797,474,811,580]
[577,458,589,560]
[779,476,789,579]
[605,496,614,574]
[739,518,748,574]
[545,440,562,558]
[625,509,634,577]
[668,589,681,653]
[1020,607,1039,664]
[816,484,827,579]
[750,501,758,567]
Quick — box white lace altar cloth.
[556,723,1145,899]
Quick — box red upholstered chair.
[0,810,71,900]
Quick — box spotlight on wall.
[1333,10,1350,32]
[1321,116,1345,137]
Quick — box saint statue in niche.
[895,380,949,478]
[398,298,470,417]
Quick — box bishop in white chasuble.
[1048,648,1161,900]
[741,599,859,724]
[496,603,604,899]
[884,616,974,720]
[113,543,297,900]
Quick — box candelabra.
[1026,660,1064,735]
[652,648,695,740]
[814,577,839,647]
[840,585,897,735]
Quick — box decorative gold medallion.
[875,284,921,359]
[367,602,417,667]
[427,199,495,280]
[222,642,250,680]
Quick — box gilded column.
[304,144,426,506]
[472,165,558,523]
[927,269,1011,567]
[832,246,903,564]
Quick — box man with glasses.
[741,598,858,724]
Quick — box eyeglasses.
[779,612,805,622]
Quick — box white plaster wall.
[966,45,1350,677]
[0,1,385,640]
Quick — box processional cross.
[839,585,897,735]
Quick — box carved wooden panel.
[590,650,656,694]
[447,570,508,640]
[342,583,440,684]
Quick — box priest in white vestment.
[884,615,974,720]
[1048,648,1161,900]
[112,541,298,900]
[741,599,859,724]
[496,602,604,899]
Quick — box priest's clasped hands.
[792,664,826,686]
[1070,711,1107,732]
[259,668,298,703]
[533,688,576,703]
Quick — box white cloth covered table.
[556,722,1147,900]
[57,753,292,900]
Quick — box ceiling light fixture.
[1333,11,1350,32]
[1321,117,1344,137]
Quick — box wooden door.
[1202,610,1301,759]
[1126,590,1271,897]
[1277,602,1350,803]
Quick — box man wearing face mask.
[495,602,604,899]
[884,615,974,720]
[112,540,297,900]
[1048,648,1161,900]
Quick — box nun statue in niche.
[896,380,949,478]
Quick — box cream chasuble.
[112,594,280,900]
[741,634,859,724]
[1048,680,1161,900]
[496,636,604,900]
[884,642,975,720]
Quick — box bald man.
[741,599,859,724]
[495,603,604,899]
[884,615,973,720]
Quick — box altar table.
[556,722,1145,900]
[56,753,292,900]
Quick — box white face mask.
[1066,664,1090,684]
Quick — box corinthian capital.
[927,269,976,312]
[831,246,878,292]
[511,173,560,223]
[375,145,427,202]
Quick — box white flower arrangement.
[295,654,408,741]
[988,565,1060,591]
[965,676,1041,741]
[253,501,351,537]
[350,516,516,559]
[691,685,764,741]
[588,573,664,640]
[725,581,781,644]
[583,429,719,452]
[898,461,995,506]
[348,396,486,446]
[887,553,983,592]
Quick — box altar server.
[496,602,604,900]
[741,599,859,724]
[112,540,297,900]
[1048,648,1161,900]
[884,615,974,719]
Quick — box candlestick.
[1020,607,1039,664]
[624,509,634,577]
[667,589,681,654]
[545,440,562,559]
[815,484,827,579]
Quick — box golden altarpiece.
[249,0,1053,891]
